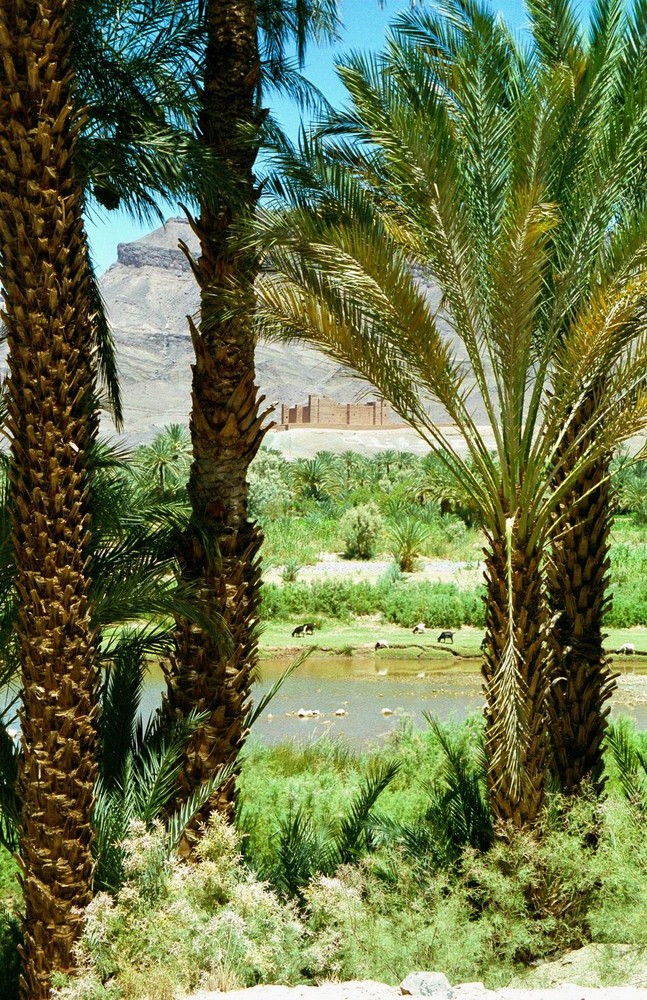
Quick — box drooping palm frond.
[93,706,211,893]
[372,718,491,868]
[245,649,311,726]
[73,0,218,222]
[98,635,150,792]
[86,258,123,428]
[604,721,647,814]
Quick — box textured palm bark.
[546,398,617,796]
[482,527,550,828]
[164,0,269,841]
[0,2,99,995]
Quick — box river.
[141,655,647,746]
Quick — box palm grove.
[2,0,647,995]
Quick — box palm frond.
[333,759,400,866]
[604,721,647,814]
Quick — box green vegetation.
[340,503,384,560]
[7,0,647,992]
[250,449,647,633]
[42,719,647,998]
[261,578,487,629]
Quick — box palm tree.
[163,0,341,838]
[291,454,341,501]
[0,440,230,875]
[136,424,193,496]
[0,2,104,991]
[0,0,228,988]
[250,3,647,826]
[518,0,647,796]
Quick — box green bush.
[50,720,647,996]
[339,503,383,560]
[53,818,306,1000]
[261,578,485,627]
[606,544,647,626]
[0,910,20,1000]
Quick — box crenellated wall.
[280,395,398,428]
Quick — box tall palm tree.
[0,0,104,991]
[0,1,220,990]
[249,4,647,826]
[396,0,647,797]
[163,0,341,838]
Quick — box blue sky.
[86,0,588,273]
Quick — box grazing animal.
[412,622,426,635]
[334,708,347,716]
[375,640,389,650]
[297,708,321,718]
[292,622,315,637]
[437,630,455,644]
[616,643,636,655]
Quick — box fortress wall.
[279,395,398,428]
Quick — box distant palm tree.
[136,425,193,496]
[251,3,647,826]
[291,454,341,501]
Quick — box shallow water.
[141,655,647,746]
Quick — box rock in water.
[400,973,453,998]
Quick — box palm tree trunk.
[164,0,268,841]
[0,2,99,995]
[545,397,617,796]
[482,523,550,828]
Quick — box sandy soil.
[263,553,483,589]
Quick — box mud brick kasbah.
[279,395,404,429]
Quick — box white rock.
[400,972,453,998]
[381,707,394,716]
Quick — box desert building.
[279,395,401,429]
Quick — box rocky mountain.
[99,216,386,444]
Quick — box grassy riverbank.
[258,619,647,660]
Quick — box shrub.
[248,450,291,523]
[260,578,486,627]
[280,559,302,584]
[339,503,383,560]
[53,818,306,1000]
